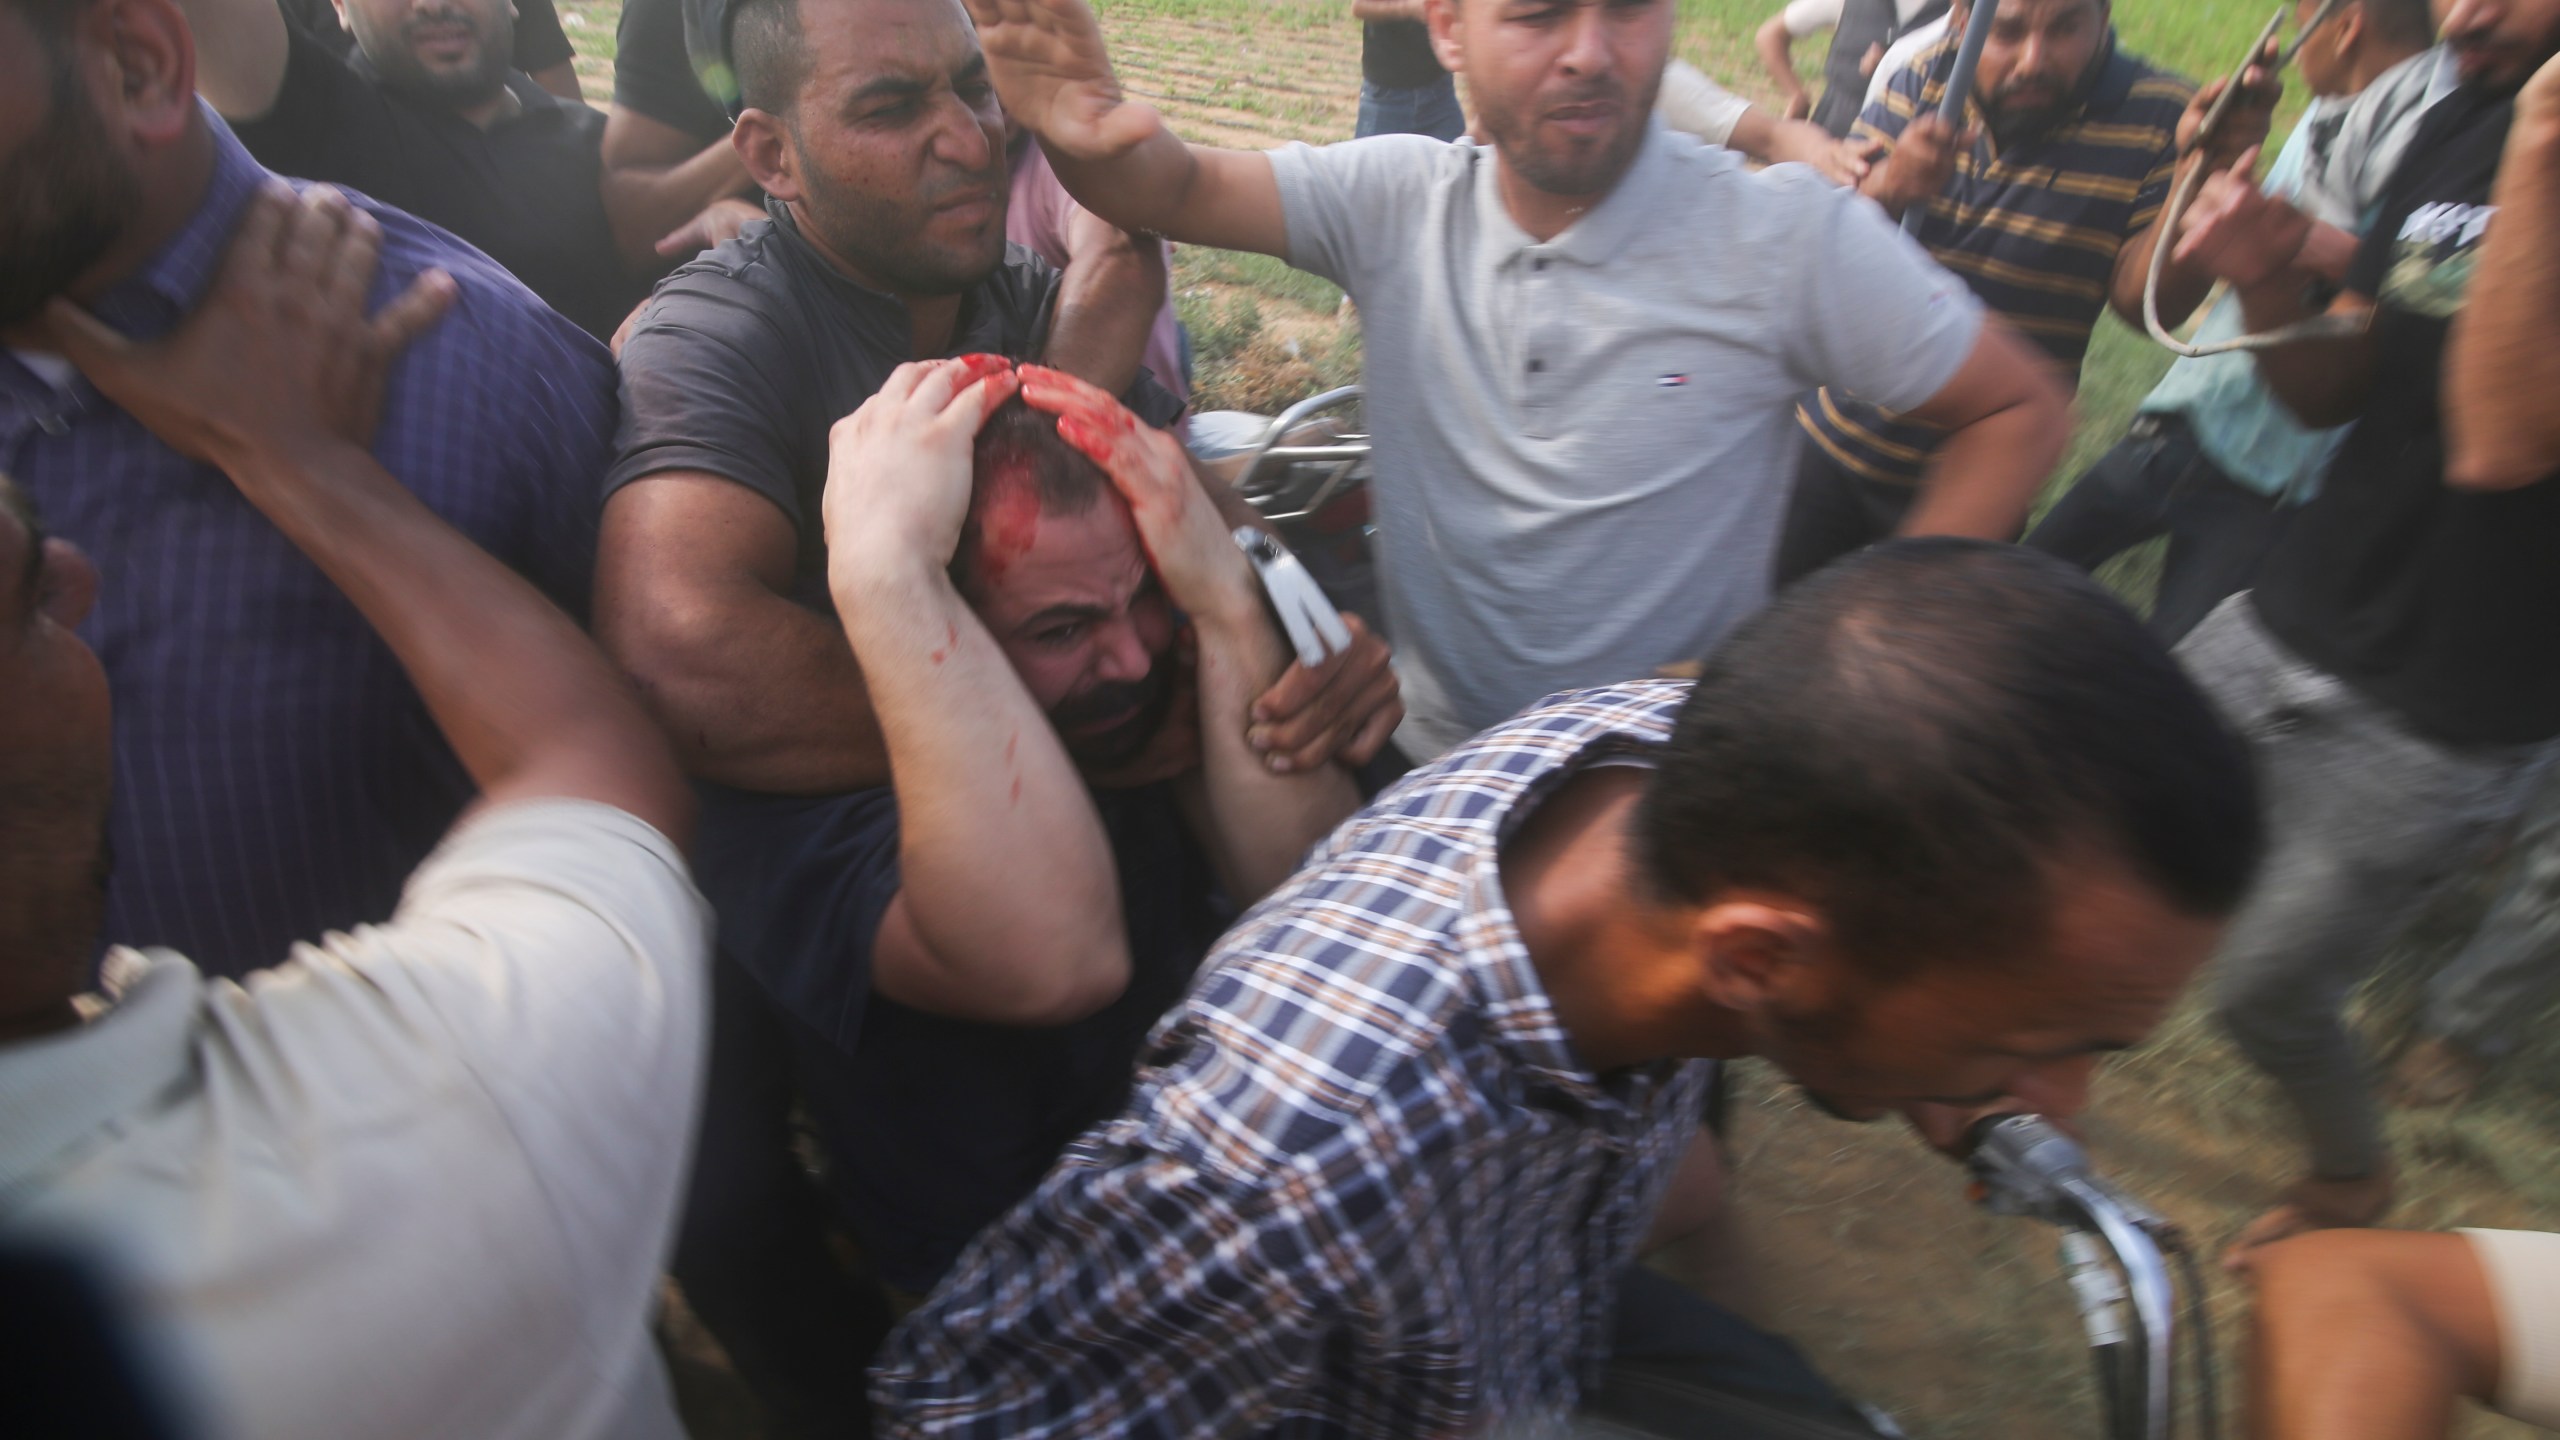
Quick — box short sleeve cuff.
[2462,1228,2560,1428]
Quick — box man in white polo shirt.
[967,0,2071,758]
[0,168,708,1440]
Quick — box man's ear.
[93,0,197,151]
[732,108,801,203]
[1689,899,1832,1015]
[1427,0,1463,77]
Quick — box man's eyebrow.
[1020,602,1112,629]
[954,53,989,85]
[848,73,932,108]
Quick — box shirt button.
[1533,258,1550,272]
[1528,359,1545,374]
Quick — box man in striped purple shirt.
[0,0,615,978]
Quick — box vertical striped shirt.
[874,682,1716,1437]
[1802,33,2192,484]
[0,112,615,978]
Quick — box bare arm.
[2445,66,2560,491]
[1896,319,2075,541]
[966,0,1291,254]
[1726,106,1873,186]
[2171,148,2381,427]
[600,109,758,272]
[1755,13,1812,117]
[2113,69,2283,330]
[48,185,690,841]
[1024,365,1358,900]
[180,0,291,118]
[1351,0,1428,19]
[594,476,889,793]
[1043,204,1169,395]
[2247,1230,2505,1440]
[528,60,583,103]
[826,359,1129,1026]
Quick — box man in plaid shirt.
[876,540,2263,1436]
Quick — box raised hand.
[2179,39,2282,172]
[961,0,1162,163]
[2172,146,2311,290]
[1016,363,1253,618]
[823,355,1021,576]
[1870,115,1971,219]
[42,182,453,475]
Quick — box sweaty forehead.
[801,0,981,87]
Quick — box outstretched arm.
[2445,55,2560,491]
[824,359,1133,1027]
[1024,366,1360,901]
[964,0,1290,254]
[46,184,692,842]
[2172,148,2379,428]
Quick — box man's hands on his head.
[1021,363,1258,625]
[822,355,1023,586]
[42,184,454,475]
[962,0,1162,164]
[2171,147,2312,292]
[1021,365,1403,775]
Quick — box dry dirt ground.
[555,2,2560,1435]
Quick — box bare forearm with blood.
[833,553,1128,1023]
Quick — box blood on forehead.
[970,451,1046,587]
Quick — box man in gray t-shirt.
[967,0,2071,756]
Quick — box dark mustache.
[1049,672,1164,731]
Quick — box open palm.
[964,0,1163,161]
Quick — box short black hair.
[2352,0,2435,51]
[952,397,1112,594]
[728,0,810,115]
[1633,539,2261,974]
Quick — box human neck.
[448,80,523,130]
[782,207,965,357]
[1502,766,1749,1074]
[2343,41,2426,95]
[1491,151,1617,244]
[57,121,216,310]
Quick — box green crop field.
[552,5,2560,1437]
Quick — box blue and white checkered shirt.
[0,110,614,978]
[875,681,1716,1437]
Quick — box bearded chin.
[0,64,138,326]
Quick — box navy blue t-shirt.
[695,780,1233,1293]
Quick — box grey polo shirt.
[1269,120,1983,757]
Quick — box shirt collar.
[1473,117,1673,271]
[82,106,268,342]
[763,200,1013,359]
[0,950,206,1208]
[1452,737,1679,1117]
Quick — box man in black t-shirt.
[1352,0,1465,140]
[279,0,585,100]
[2170,0,2560,1267]
[186,0,640,339]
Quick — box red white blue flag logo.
[1658,374,1691,388]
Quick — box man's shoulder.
[2104,49,2199,126]
[352,187,613,387]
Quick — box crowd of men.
[1,0,2556,1435]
